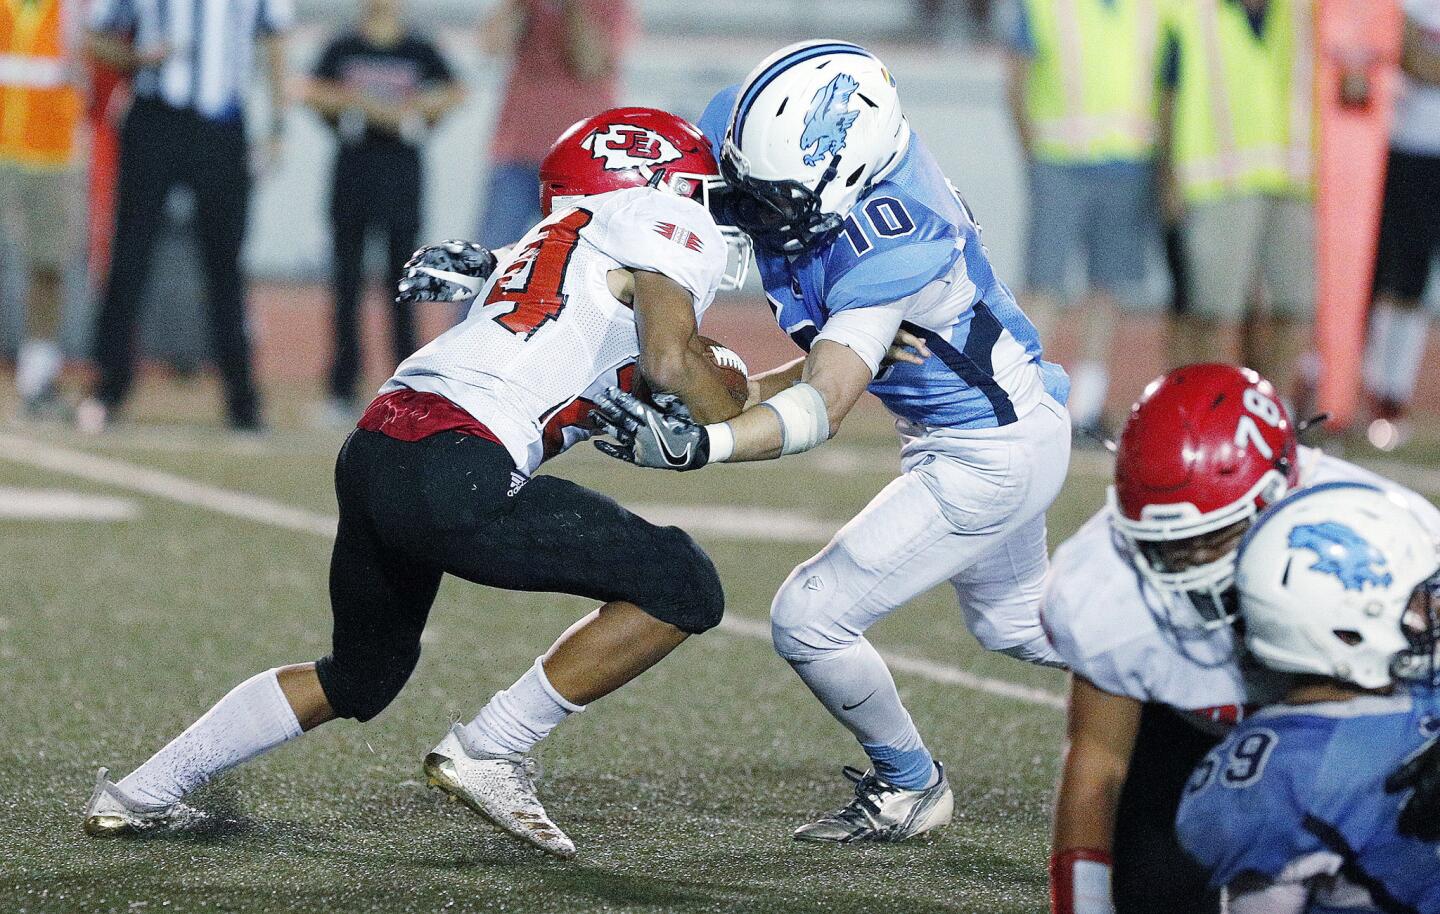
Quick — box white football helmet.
[1236,482,1440,690]
[720,40,911,254]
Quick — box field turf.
[2,378,1430,914]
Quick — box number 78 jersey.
[384,187,727,474]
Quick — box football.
[699,335,751,409]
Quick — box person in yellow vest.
[0,0,84,417]
[1158,0,1316,393]
[1003,0,1167,443]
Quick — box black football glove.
[590,386,710,471]
[396,240,498,305]
[1386,736,1440,841]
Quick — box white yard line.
[0,432,1065,712]
[0,487,140,522]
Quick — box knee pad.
[315,648,420,722]
[640,529,725,634]
[769,561,859,662]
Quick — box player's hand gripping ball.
[396,240,499,305]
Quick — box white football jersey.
[384,187,727,474]
[1043,447,1440,729]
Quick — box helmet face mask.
[720,141,841,255]
[1395,570,1440,685]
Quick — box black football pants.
[315,429,724,722]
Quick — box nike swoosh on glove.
[396,240,499,305]
[590,387,710,471]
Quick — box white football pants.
[771,394,1071,666]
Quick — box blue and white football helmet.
[720,40,910,254]
[1236,482,1440,689]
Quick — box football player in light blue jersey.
[1177,482,1440,914]
[594,41,1072,843]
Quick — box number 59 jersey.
[1176,688,1440,913]
[383,187,727,474]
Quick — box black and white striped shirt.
[89,0,293,122]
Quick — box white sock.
[1386,308,1429,403]
[117,668,303,809]
[15,338,61,400]
[788,638,938,789]
[1364,304,1395,398]
[1067,360,1108,428]
[460,658,583,757]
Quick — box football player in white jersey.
[1042,363,1440,914]
[81,108,753,859]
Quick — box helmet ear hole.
[845,165,866,187]
[1334,630,1364,646]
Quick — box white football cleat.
[82,768,206,837]
[423,724,576,859]
[793,762,954,844]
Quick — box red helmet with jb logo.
[539,107,750,289]
[1109,364,1300,633]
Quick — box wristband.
[704,422,735,463]
[1050,849,1114,914]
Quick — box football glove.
[1385,736,1440,841]
[396,240,498,305]
[590,387,709,471]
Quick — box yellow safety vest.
[1022,0,1164,164]
[1168,0,1315,204]
[0,0,81,168]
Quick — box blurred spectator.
[80,0,292,434]
[476,0,635,249]
[0,0,83,419]
[304,0,464,425]
[1159,0,1316,392]
[1362,0,1440,451]
[1002,0,1166,440]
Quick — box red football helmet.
[1110,364,1300,632]
[539,107,750,289]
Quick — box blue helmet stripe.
[732,42,873,140]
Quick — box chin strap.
[1050,849,1114,914]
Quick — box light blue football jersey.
[1176,688,1440,913]
[700,87,1068,430]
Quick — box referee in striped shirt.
[80,0,293,433]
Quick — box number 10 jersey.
[383,187,727,474]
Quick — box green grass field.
[1,379,1432,914]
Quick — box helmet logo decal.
[800,73,860,166]
[581,125,683,171]
[1288,522,1394,591]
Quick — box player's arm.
[627,269,744,425]
[1051,675,1144,914]
[1403,13,1440,85]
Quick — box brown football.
[699,335,750,409]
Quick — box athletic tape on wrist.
[705,422,736,463]
[760,383,829,456]
[1049,849,1113,914]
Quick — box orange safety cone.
[1315,0,1405,429]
